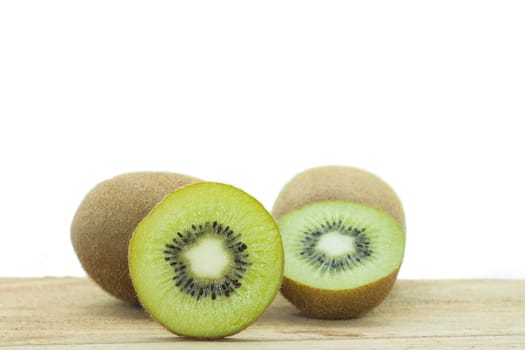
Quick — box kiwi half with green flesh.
[129,182,284,339]
[71,172,201,304]
[273,166,406,319]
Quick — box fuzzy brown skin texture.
[272,165,406,232]
[281,268,400,319]
[71,172,201,304]
[273,166,406,319]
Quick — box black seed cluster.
[300,220,372,273]
[163,221,249,301]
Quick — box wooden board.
[0,278,524,349]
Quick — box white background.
[1,1,524,279]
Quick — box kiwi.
[272,166,406,319]
[71,172,201,304]
[129,182,284,339]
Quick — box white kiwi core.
[183,238,231,279]
[316,231,356,257]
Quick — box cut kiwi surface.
[279,200,404,292]
[129,182,284,339]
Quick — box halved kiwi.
[129,182,284,339]
[273,166,406,319]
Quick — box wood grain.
[0,278,524,349]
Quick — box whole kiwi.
[71,172,201,304]
[272,165,406,319]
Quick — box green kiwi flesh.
[129,182,284,339]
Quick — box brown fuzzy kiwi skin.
[272,165,406,232]
[71,172,201,304]
[281,268,400,319]
[273,165,406,319]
